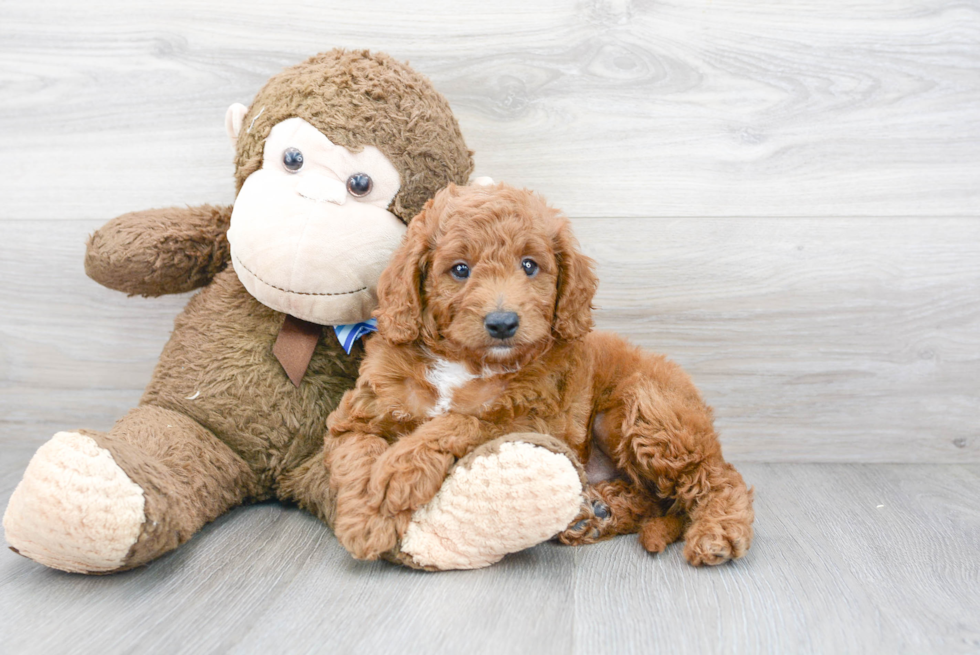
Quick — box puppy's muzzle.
[484,312,519,340]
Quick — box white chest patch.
[426,358,478,417]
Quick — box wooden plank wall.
[1,0,978,463]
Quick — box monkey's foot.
[397,434,584,570]
[3,432,145,573]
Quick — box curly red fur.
[326,183,754,565]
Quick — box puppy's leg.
[329,414,487,561]
[369,439,455,519]
[559,479,654,544]
[593,338,754,566]
[678,463,754,565]
[605,381,754,565]
[558,479,686,553]
[367,414,483,518]
[639,514,688,554]
[325,432,406,561]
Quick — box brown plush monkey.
[3,50,586,573]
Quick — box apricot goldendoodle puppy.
[325,183,754,566]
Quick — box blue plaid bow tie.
[333,318,378,354]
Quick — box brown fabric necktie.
[273,314,322,387]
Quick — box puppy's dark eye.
[283,148,304,172]
[347,173,373,197]
[450,262,470,281]
[521,258,539,277]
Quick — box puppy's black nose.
[484,312,519,340]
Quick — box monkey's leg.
[3,405,259,574]
[395,433,585,570]
[282,433,586,570]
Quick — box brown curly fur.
[235,49,474,224]
[326,183,754,565]
[85,204,233,296]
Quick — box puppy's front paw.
[683,518,753,566]
[333,496,406,561]
[370,447,455,517]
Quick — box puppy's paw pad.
[557,497,614,545]
[3,432,145,573]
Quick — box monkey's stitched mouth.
[233,254,368,297]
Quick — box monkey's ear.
[552,218,598,342]
[374,202,434,345]
[225,103,249,146]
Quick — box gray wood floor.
[2,0,979,653]
[2,446,979,654]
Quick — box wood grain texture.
[2,455,978,654]
[1,0,978,219]
[579,217,980,462]
[572,463,980,654]
[2,218,976,463]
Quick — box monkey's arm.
[84,204,233,296]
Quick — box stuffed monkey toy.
[3,50,587,573]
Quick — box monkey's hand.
[85,204,233,296]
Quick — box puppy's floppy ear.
[552,218,598,341]
[374,199,434,344]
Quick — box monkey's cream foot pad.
[400,441,584,570]
[3,432,145,573]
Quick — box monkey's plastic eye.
[522,258,539,277]
[450,262,470,281]
[346,173,373,197]
[282,148,304,172]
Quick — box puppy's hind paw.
[683,518,753,566]
[638,515,686,554]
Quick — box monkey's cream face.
[228,117,406,325]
